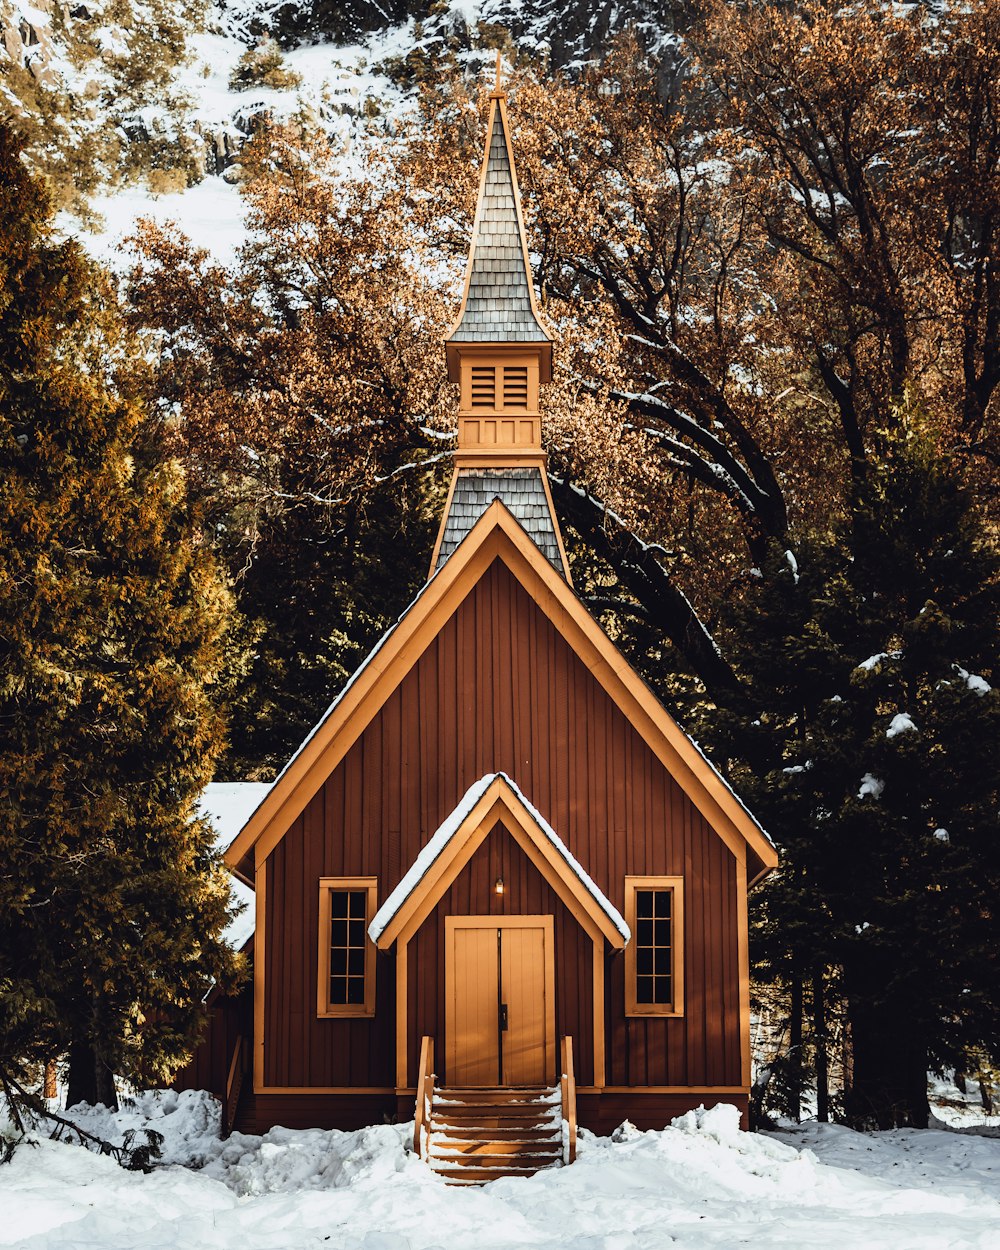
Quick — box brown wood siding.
[263,559,741,1090]
[173,978,252,1115]
[408,823,595,1085]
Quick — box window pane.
[636,919,653,947]
[637,948,653,976]
[326,887,372,1010]
[636,975,654,1004]
[654,891,671,918]
[636,890,654,919]
[654,919,671,948]
[653,975,673,1004]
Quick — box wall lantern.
[494,877,505,896]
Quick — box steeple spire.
[446,99,550,349]
[431,90,569,581]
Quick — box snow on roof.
[368,772,630,944]
[198,782,272,948]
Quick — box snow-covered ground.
[2,1090,998,1249]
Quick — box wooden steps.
[426,1086,564,1185]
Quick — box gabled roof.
[369,772,629,950]
[224,500,777,887]
[446,93,550,345]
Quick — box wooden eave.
[225,500,777,885]
[370,773,629,951]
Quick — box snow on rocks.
[858,772,885,800]
[955,665,993,696]
[4,1092,1000,1249]
[886,712,917,739]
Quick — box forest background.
[2,0,999,1136]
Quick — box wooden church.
[179,83,777,1175]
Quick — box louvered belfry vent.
[471,366,497,408]
[503,366,528,409]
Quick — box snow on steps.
[427,1087,563,1185]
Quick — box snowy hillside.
[1,0,682,263]
[2,0,426,258]
[3,1091,999,1249]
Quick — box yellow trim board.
[253,1086,397,1096]
[577,1086,749,1096]
[253,860,266,1090]
[227,502,776,886]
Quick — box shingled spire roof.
[432,83,569,583]
[446,98,551,345]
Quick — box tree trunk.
[43,1059,58,1101]
[788,973,803,1123]
[548,477,751,713]
[844,995,929,1129]
[67,1039,118,1110]
[812,970,829,1123]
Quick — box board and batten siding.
[261,559,742,1090]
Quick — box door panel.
[446,917,554,1087]
[500,926,547,1085]
[449,926,499,1086]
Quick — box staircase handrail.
[560,1035,577,1164]
[224,1034,245,1136]
[413,1035,436,1159]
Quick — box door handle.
[500,1003,509,1031]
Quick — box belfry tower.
[430,82,571,580]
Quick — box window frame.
[317,877,378,1019]
[624,876,684,1018]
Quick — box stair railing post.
[560,1035,577,1165]
[414,1035,434,1158]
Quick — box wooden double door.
[445,916,555,1087]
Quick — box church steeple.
[431,79,569,580]
[445,83,551,460]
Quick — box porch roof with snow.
[369,772,630,950]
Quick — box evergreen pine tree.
[0,123,242,1109]
[711,418,1000,1128]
